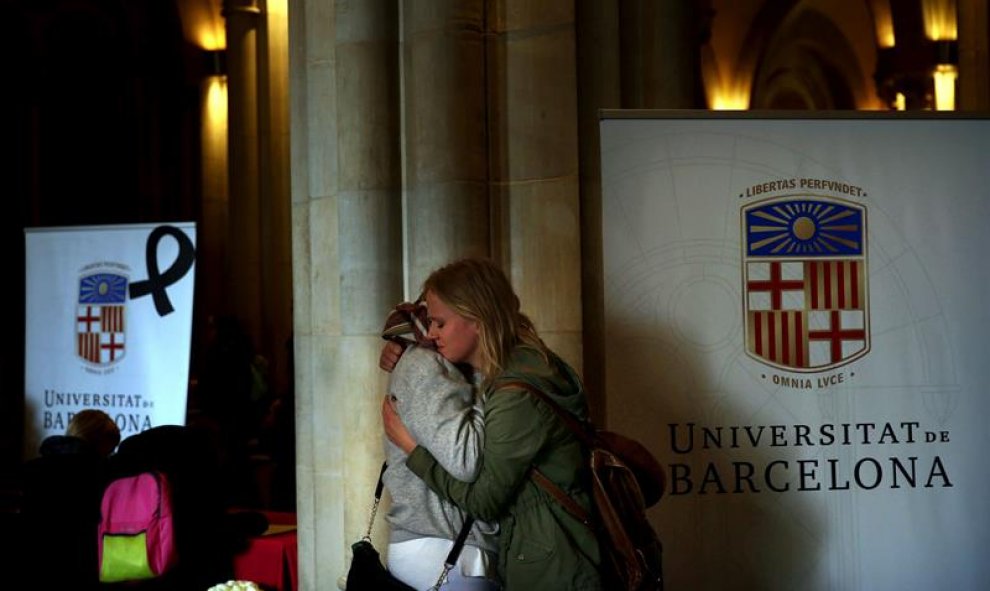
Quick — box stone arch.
[751,8,874,109]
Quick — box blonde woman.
[382,259,601,590]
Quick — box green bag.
[100,532,155,582]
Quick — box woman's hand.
[382,395,417,453]
[379,341,405,372]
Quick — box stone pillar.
[619,0,703,108]
[224,0,263,343]
[258,0,294,401]
[488,0,583,373]
[289,0,402,588]
[402,0,490,292]
[199,73,229,363]
[575,0,621,422]
[958,0,990,110]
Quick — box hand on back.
[379,340,405,372]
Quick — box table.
[232,511,298,591]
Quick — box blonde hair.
[67,409,121,456]
[422,258,546,381]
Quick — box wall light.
[206,76,228,123]
[933,64,957,110]
[204,49,227,78]
[922,0,958,41]
[895,93,906,111]
[871,0,896,48]
[708,81,751,110]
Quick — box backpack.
[501,380,666,591]
[97,470,178,582]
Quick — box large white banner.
[601,115,989,590]
[24,223,197,457]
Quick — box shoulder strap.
[531,467,592,526]
[362,462,389,539]
[496,380,595,527]
[431,510,476,590]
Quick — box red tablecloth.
[232,511,298,591]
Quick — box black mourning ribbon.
[128,225,196,316]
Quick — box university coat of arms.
[76,272,128,366]
[742,195,869,372]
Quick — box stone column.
[619,0,703,108]
[258,0,294,400]
[289,0,402,588]
[488,0,583,373]
[958,0,990,110]
[575,0,621,422]
[402,0,491,292]
[224,0,263,344]
[198,72,229,362]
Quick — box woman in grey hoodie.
[380,302,499,590]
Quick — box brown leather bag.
[501,380,666,591]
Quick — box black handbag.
[346,538,416,591]
[345,462,475,591]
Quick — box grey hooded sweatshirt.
[382,345,498,553]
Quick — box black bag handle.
[363,462,389,540]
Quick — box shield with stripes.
[742,195,869,372]
[76,272,128,366]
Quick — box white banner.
[24,223,197,457]
[601,115,989,590]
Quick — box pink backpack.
[97,471,178,582]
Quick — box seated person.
[41,408,121,458]
[20,410,121,590]
[109,425,267,589]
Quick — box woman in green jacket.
[382,258,602,590]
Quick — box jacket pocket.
[512,537,555,564]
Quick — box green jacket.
[406,345,602,590]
